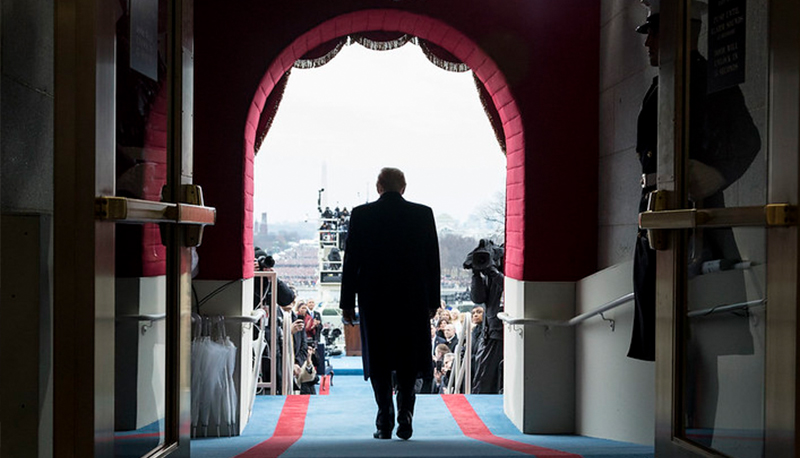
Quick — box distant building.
[259,212,268,235]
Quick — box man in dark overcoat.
[340,167,440,440]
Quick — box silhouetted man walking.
[340,167,440,440]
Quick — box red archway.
[241,10,526,279]
[194,1,599,284]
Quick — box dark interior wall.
[194,0,599,282]
[1,0,54,214]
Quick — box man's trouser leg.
[395,368,417,428]
[370,368,395,433]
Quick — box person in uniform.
[629,0,761,362]
[340,167,441,440]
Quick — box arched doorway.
[241,10,525,281]
[194,2,599,286]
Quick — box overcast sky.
[255,42,506,225]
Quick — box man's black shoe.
[373,430,392,440]
[396,425,412,440]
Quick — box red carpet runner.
[442,394,583,458]
[234,395,310,458]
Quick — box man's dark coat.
[340,192,441,380]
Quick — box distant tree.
[438,233,478,272]
[477,191,505,243]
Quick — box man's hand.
[342,308,357,325]
[292,319,304,334]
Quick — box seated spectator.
[464,306,485,379]
[441,352,456,392]
[295,301,316,342]
[434,351,455,393]
[470,306,484,352]
[306,299,322,343]
[435,318,449,339]
[430,343,451,391]
[449,309,465,340]
[435,324,458,353]
[261,300,305,395]
[430,323,437,354]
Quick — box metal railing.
[498,292,766,330]
[116,313,167,335]
[497,292,635,331]
[687,298,765,318]
[445,311,473,395]
[252,270,298,396]
[253,271,279,395]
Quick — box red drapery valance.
[254,70,291,154]
[293,37,348,69]
[253,31,507,155]
[351,31,412,50]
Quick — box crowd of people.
[253,247,328,395]
[319,206,350,251]
[426,302,499,394]
[253,236,504,397]
[254,289,328,395]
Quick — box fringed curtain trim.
[473,72,507,154]
[293,37,348,69]
[254,69,292,154]
[418,39,469,73]
[260,33,506,155]
[351,31,412,51]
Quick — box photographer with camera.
[253,247,295,309]
[463,239,505,394]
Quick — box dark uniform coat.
[340,192,441,380]
[629,52,760,361]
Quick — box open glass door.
[641,0,800,456]
[54,0,205,456]
[108,0,204,456]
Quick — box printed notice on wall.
[708,0,746,93]
[130,0,158,82]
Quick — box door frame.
[54,0,194,456]
[654,0,800,456]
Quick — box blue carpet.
[114,420,164,458]
[191,375,654,458]
[328,355,364,376]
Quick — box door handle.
[640,203,797,230]
[95,184,215,247]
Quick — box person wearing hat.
[629,0,761,362]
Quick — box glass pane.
[682,0,768,456]
[114,0,170,455]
